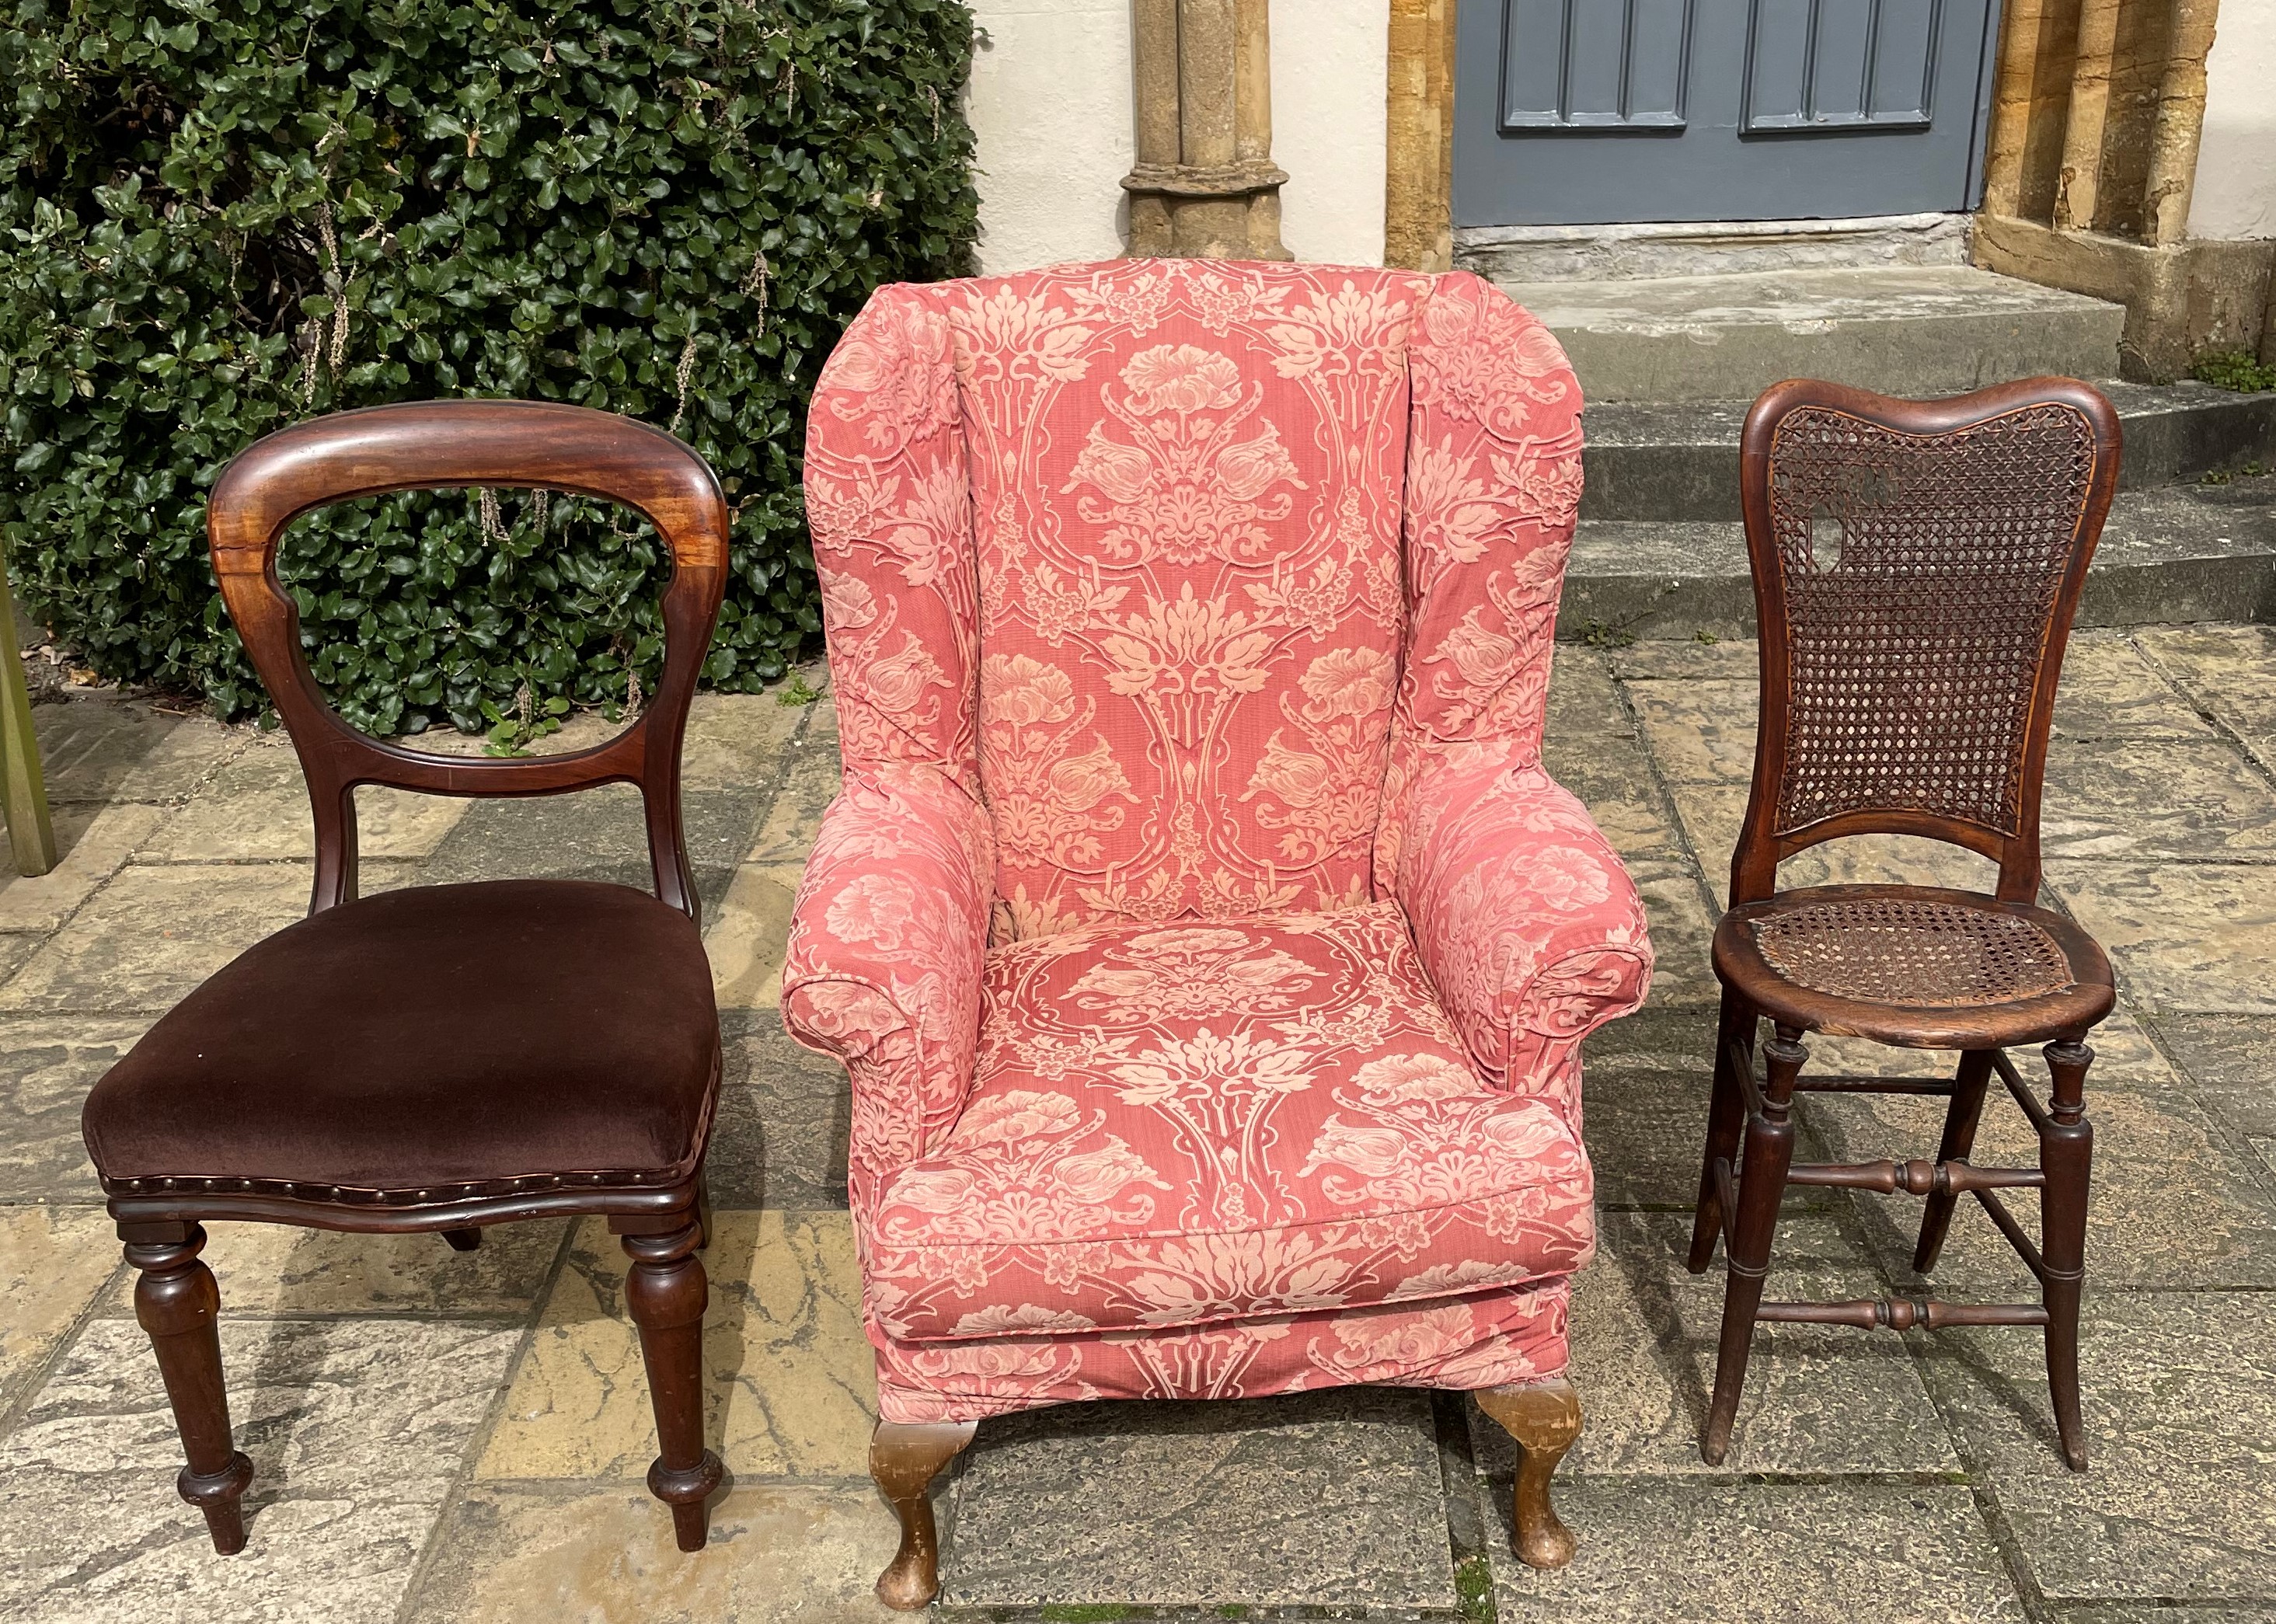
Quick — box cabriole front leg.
[124,1221,256,1554]
[1475,1377,1584,1569]
[871,1418,977,1608]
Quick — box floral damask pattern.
[872,1283,1574,1422]
[787,260,1652,1425]
[864,904,1594,1343]
[1389,741,1654,1110]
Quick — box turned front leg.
[125,1222,256,1554]
[618,1217,725,1551]
[870,1418,977,1608]
[2041,1038,2094,1472]
[1476,1377,1584,1570]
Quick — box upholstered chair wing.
[782,261,1650,1605]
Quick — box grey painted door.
[1453,0,2002,227]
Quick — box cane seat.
[1713,883,2114,1051]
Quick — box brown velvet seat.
[82,402,733,1560]
[84,879,720,1199]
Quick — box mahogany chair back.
[207,400,728,918]
[1731,377,2121,908]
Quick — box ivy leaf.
[0,0,979,730]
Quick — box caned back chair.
[1692,377,2121,1469]
[80,402,729,1553]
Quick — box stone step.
[1556,479,2276,643]
[1499,265,2125,403]
[1582,380,2276,522]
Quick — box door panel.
[1743,0,1940,132]
[1498,0,1695,131]
[1455,0,2000,228]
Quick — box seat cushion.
[83,880,720,1201]
[863,901,1594,1341]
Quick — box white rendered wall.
[965,0,1134,272]
[2190,0,2276,240]
[1272,1,1392,266]
[963,2,1391,273]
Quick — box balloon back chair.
[80,402,729,1554]
[1689,377,2122,1470]
[783,260,1655,1606]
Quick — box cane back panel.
[1736,379,2121,899]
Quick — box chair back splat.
[207,399,730,918]
[1732,377,2121,907]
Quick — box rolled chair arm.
[782,762,994,1179]
[1392,741,1654,1099]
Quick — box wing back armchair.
[783,260,1652,1605]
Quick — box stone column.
[2140,0,2219,247]
[1384,0,1457,270]
[1124,0,1289,260]
[2053,0,2121,232]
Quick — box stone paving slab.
[1473,1211,1958,1477]
[1622,857,1720,1010]
[2149,1014,2276,1144]
[0,1206,116,1414]
[744,722,841,866]
[0,803,170,933]
[943,1388,1456,1610]
[2042,739,2276,861]
[150,742,469,862]
[1573,1064,1842,1217]
[30,696,246,806]
[0,861,313,1015]
[403,1483,901,1624]
[0,1316,520,1624]
[1671,779,2001,908]
[2137,623,2276,770]
[1919,1291,2276,1601]
[1805,1060,2276,1294]
[709,1012,853,1210]
[1487,1479,2024,1623]
[1542,653,1690,863]
[479,1212,873,1483]
[2048,861,2276,1014]
[419,784,772,918]
[0,1015,146,1201]
[2053,636,2225,740]
[706,861,803,1009]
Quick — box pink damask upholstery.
[784,260,1651,1426]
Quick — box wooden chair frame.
[112,401,730,1553]
[1689,378,2122,1471]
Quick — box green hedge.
[0,0,978,733]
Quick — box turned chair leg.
[1688,988,1756,1273]
[124,1222,256,1554]
[2041,1039,2094,1471]
[1476,1378,1584,1569]
[871,1418,977,1609]
[1913,1050,1995,1273]
[1702,1023,1807,1465]
[617,1215,725,1551]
